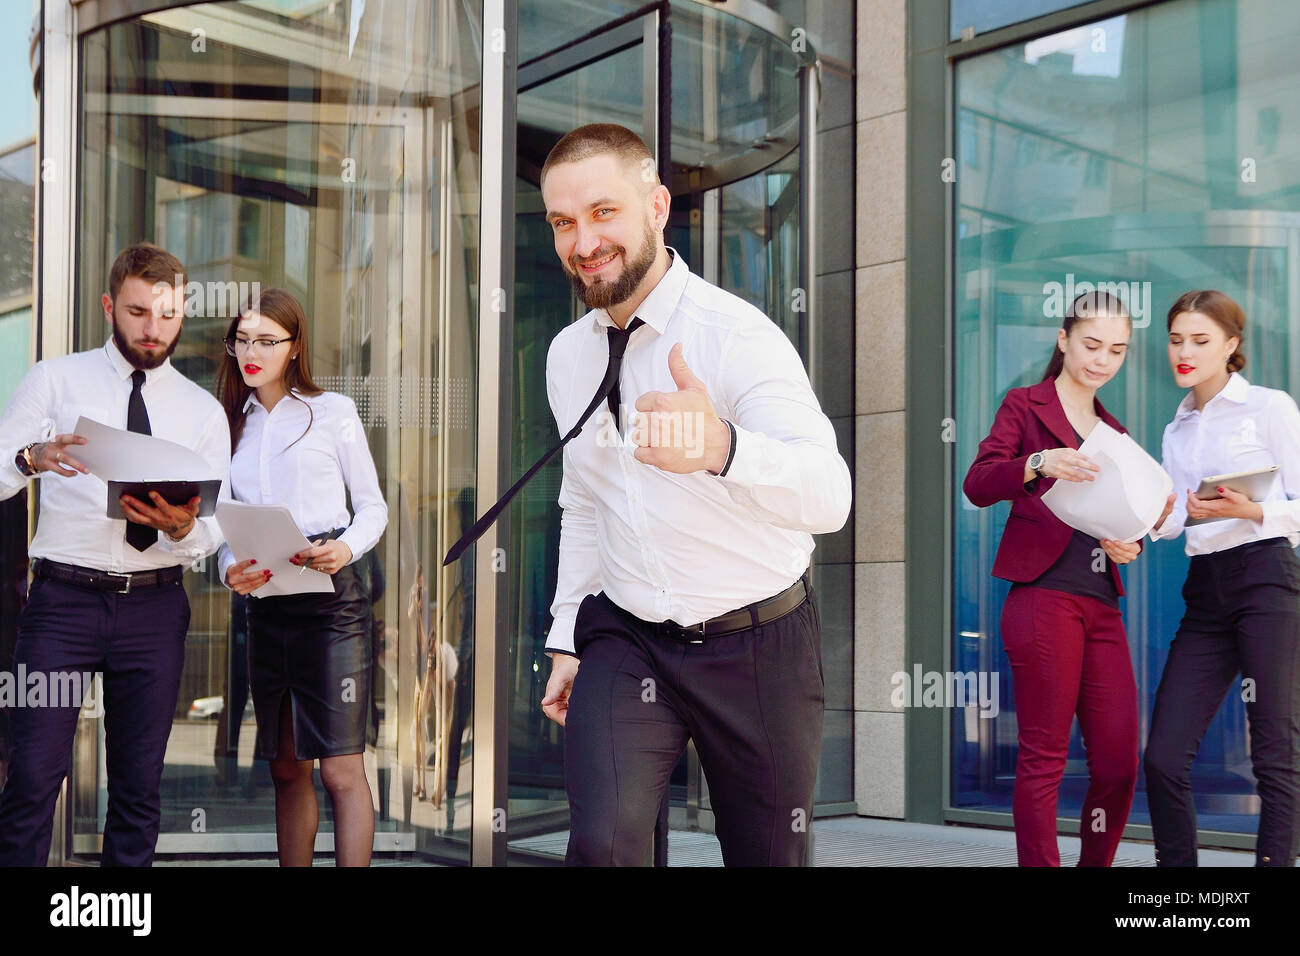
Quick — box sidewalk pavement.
[509,815,1256,866]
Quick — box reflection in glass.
[0,146,35,306]
[75,0,481,862]
[953,0,1300,836]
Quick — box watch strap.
[15,442,39,477]
[1029,450,1046,480]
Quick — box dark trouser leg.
[100,581,189,867]
[564,594,689,866]
[1144,559,1237,868]
[683,593,825,867]
[1074,599,1138,866]
[1236,548,1300,866]
[999,587,1087,867]
[0,578,107,866]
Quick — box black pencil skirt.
[246,556,374,761]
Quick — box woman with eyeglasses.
[1145,290,1300,867]
[214,288,387,866]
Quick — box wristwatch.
[1027,450,1047,481]
[13,442,40,477]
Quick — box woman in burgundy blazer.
[963,291,1146,867]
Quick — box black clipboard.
[106,480,222,519]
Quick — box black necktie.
[125,369,157,552]
[443,318,643,566]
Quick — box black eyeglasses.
[224,335,296,357]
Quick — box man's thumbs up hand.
[668,342,707,393]
[633,343,731,474]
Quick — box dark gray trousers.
[564,584,824,866]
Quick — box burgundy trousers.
[1000,585,1139,866]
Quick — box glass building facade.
[11,0,1287,869]
[0,0,37,850]
[12,0,856,865]
[948,0,1300,842]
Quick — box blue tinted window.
[951,0,1094,40]
[953,0,1300,836]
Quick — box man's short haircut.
[108,242,186,301]
[541,123,658,189]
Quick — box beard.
[566,223,659,311]
[112,316,180,371]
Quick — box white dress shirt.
[544,250,852,654]
[1150,372,1300,554]
[0,338,230,571]
[216,389,387,581]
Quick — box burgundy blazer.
[962,378,1138,596]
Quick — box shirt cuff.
[545,614,577,656]
[711,419,737,478]
[714,419,759,488]
[157,517,207,563]
[1148,522,1177,542]
[1148,507,1186,541]
[338,527,365,565]
[217,546,237,587]
[1258,498,1299,539]
[0,456,29,498]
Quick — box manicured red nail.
[1217,487,1225,493]
[249,559,257,566]
[264,570,272,578]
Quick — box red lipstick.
[244,364,262,374]
[1177,364,1195,374]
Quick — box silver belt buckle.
[108,571,133,594]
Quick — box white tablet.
[1185,465,1281,526]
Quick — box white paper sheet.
[1040,421,1173,543]
[214,501,334,597]
[73,416,216,482]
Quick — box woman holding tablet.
[964,291,1145,867]
[1145,289,1300,867]
[215,289,388,867]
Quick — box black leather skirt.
[246,550,373,761]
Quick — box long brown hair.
[1042,290,1131,381]
[216,287,323,450]
[1166,289,1247,373]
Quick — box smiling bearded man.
[531,123,853,867]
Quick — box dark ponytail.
[1042,290,1131,381]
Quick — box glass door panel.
[509,27,656,849]
[73,0,481,863]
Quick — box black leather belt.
[32,557,184,594]
[654,573,810,644]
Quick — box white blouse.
[217,389,387,579]
[1150,372,1300,555]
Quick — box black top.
[1016,427,1120,607]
